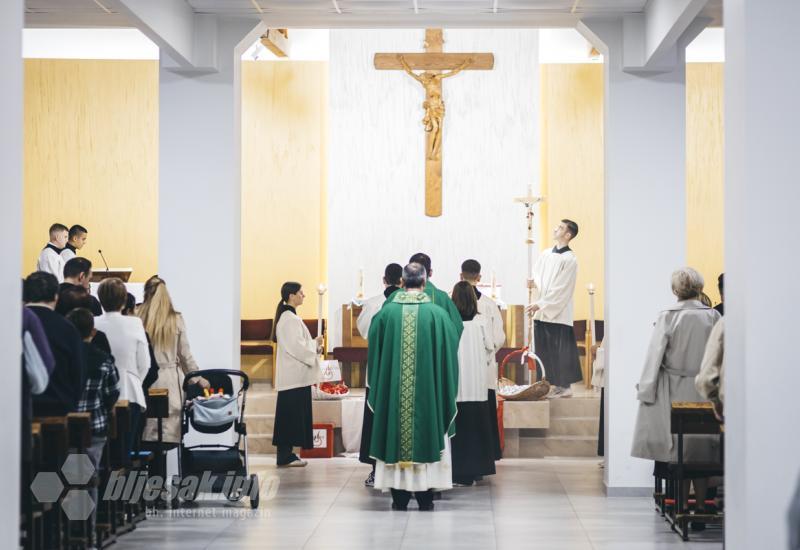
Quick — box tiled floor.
[114,457,723,550]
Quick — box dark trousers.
[277,445,297,466]
[390,489,434,509]
[128,403,143,455]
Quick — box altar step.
[511,393,600,458]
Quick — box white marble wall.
[328,29,539,347]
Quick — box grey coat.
[630,300,721,462]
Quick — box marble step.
[246,434,276,455]
[519,435,599,458]
[547,396,601,419]
[523,416,599,438]
[244,413,275,436]
[245,392,278,414]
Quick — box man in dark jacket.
[24,271,86,416]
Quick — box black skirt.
[533,320,583,388]
[359,386,375,465]
[451,401,497,481]
[272,385,313,449]
[487,390,502,461]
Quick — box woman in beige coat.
[631,267,720,518]
[138,276,208,444]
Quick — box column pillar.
[0,0,23,545]
[579,18,690,494]
[724,1,800,547]
[158,18,262,369]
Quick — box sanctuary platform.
[243,384,599,459]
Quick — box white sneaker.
[560,387,573,398]
[546,386,563,399]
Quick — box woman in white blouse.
[271,282,323,467]
[95,277,150,451]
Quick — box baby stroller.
[178,369,259,508]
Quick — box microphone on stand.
[98,249,110,272]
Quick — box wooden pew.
[106,401,133,536]
[31,416,69,550]
[142,388,172,508]
[664,402,724,541]
[21,422,45,550]
[62,412,93,549]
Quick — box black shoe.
[391,502,408,511]
[690,521,706,532]
[418,503,434,511]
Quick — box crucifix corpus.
[374,29,494,217]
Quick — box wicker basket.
[497,377,551,401]
[312,385,350,401]
[496,347,551,401]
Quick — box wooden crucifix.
[374,29,494,217]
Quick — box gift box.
[300,423,334,459]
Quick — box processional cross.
[374,29,494,217]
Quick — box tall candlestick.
[317,283,327,343]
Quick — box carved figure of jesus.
[398,55,472,161]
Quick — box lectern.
[91,268,133,283]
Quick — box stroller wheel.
[250,474,260,509]
[226,489,244,502]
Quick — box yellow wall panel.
[540,64,605,321]
[541,62,724,319]
[686,63,725,305]
[240,61,328,319]
[23,59,158,282]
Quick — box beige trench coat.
[142,314,201,443]
[630,300,721,462]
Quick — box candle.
[491,270,497,299]
[357,268,364,299]
[317,283,327,342]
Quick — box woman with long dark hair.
[450,281,497,486]
[271,282,323,467]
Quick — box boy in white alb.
[526,219,582,398]
[36,223,69,283]
[460,259,506,460]
[61,224,88,262]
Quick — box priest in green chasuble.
[367,262,460,511]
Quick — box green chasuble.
[384,281,464,337]
[367,291,460,465]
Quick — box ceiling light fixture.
[413,0,419,14]
[492,0,498,14]
[331,0,342,14]
[250,0,264,14]
[93,0,112,14]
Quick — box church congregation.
[4,2,800,550]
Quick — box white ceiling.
[25,0,722,29]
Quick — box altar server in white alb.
[60,224,88,262]
[36,223,69,283]
[526,219,582,398]
[356,263,403,487]
[460,259,505,459]
[450,281,497,486]
[356,263,403,339]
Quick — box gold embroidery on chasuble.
[398,304,419,467]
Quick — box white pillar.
[724,1,800,547]
[579,18,688,494]
[159,18,262,370]
[0,0,22,546]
